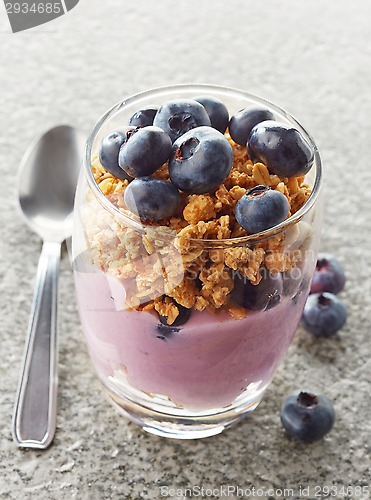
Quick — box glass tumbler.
[72,84,323,439]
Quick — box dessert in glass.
[72,84,323,438]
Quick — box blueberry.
[119,126,172,178]
[248,121,314,177]
[99,128,134,181]
[128,106,158,127]
[310,253,346,295]
[235,185,290,234]
[282,270,311,304]
[194,96,229,134]
[156,325,180,340]
[158,301,192,327]
[291,274,311,305]
[156,301,192,340]
[282,268,303,298]
[153,99,211,143]
[301,292,347,337]
[280,390,335,443]
[124,176,181,221]
[169,126,233,194]
[229,106,274,146]
[232,269,283,311]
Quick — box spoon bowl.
[18,125,83,241]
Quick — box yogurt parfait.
[72,85,323,438]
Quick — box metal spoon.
[13,125,85,449]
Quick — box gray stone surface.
[1,0,370,498]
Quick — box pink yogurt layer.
[74,269,307,411]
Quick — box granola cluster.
[84,135,312,323]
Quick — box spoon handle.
[13,240,61,449]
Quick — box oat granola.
[84,134,312,324]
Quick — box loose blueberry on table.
[280,390,335,443]
[301,292,347,337]
[310,253,346,295]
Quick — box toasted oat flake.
[265,251,293,273]
[253,162,272,186]
[229,185,246,201]
[165,276,197,309]
[183,195,217,224]
[154,297,180,325]
[224,247,265,284]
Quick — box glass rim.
[83,83,322,247]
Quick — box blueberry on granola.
[119,126,172,177]
[99,129,134,181]
[128,106,159,128]
[301,292,347,337]
[310,254,346,295]
[168,126,233,194]
[248,121,314,177]
[235,185,290,234]
[153,99,211,143]
[194,96,229,134]
[229,106,274,146]
[124,176,181,221]
[280,390,335,443]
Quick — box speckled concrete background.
[1,1,370,498]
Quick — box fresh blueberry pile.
[99,97,314,229]
[281,255,346,444]
[280,390,335,443]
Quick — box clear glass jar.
[72,84,323,438]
